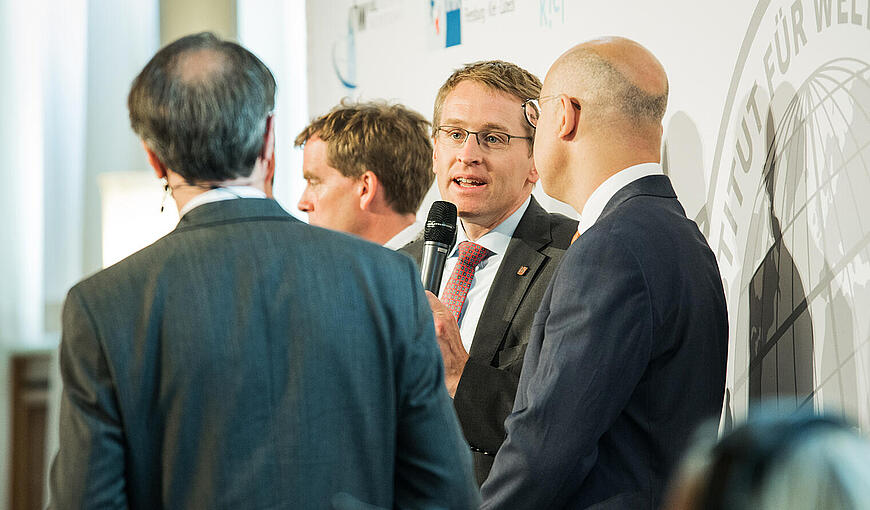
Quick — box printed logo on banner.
[708,0,870,429]
[540,0,565,28]
[333,3,376,90]
[446,0,462,47]
[426,0,462,49]
[461,0,517,25]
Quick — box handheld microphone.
[421,201,457,295]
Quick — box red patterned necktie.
[441,241,493,322]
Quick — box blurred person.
[48,32,479,509]
[664,411,870,510]
[402,60,577,485]
[295,101,433,249]
[480,37,728,509]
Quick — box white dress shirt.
[576,162,664,238]
[383,220,424,250]
[179,186,268,217]
[438,196,531,352]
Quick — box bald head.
[545,36,668,128]
[173,48,229,84]
[532,37,669,210]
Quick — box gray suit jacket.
[50,198,480,510]
[481,176,728,509]
[403,196,577,485]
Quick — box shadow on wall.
[662,111,708,235]
[746,83,815,416]
[740,61,870,425]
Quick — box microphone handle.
[420,241,451,294]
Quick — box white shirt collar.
[577,162,663,237]
[179,186,267,217]
[383,220,424,250]
[452,195,531,257]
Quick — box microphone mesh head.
[424,201,457,245]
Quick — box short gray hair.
[128,32,276,183]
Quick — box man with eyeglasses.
[481,37,728,509]
[402,60,577,486]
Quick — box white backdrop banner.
[305,0,870,430]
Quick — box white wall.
[238,0,309,217]
[1,1,50,504]
[81,0,160,277]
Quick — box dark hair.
[295,101,433,215]
[702,414,846,509]
[128,32,276,182]
[666,410,870,510]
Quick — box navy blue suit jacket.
[481,175,728,509]
[50,198,480,510]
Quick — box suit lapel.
[469,197,552,362]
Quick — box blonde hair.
[432,60,542,140]
[295,100,433,215]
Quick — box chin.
[455,205,484,222]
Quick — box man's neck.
[167,166,267,213]
[460,197,530,242]
[568,142,661,214]
[361,212,416,245]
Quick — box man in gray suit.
[403,60,577,485]
[49,32,479,509]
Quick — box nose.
[297,187,314,213]
[456,133,483,165]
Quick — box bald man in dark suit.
[482,38,728,509]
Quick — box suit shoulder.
[304,225,420,277]
[399,237,424,265]
[547,210,578,228]
[547,212,579,244]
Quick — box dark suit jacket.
[481,176,728,509]
[403,196,577,485]
[50,198,480,510]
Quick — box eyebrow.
[440,119,514,133]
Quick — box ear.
[142,141,167,179]
[260,114,276,162]
[527,161,540,185]
[431,135,439,169]
[358,171,379,211]
[264,150,276,198]
[558,96,579,140]
[259,115,277,198]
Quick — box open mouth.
[453,177,486,188]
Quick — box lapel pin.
[517,266,528,276]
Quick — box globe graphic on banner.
[739,58,870,417]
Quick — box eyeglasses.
[522,95,581,128]
[435,126,532,151]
